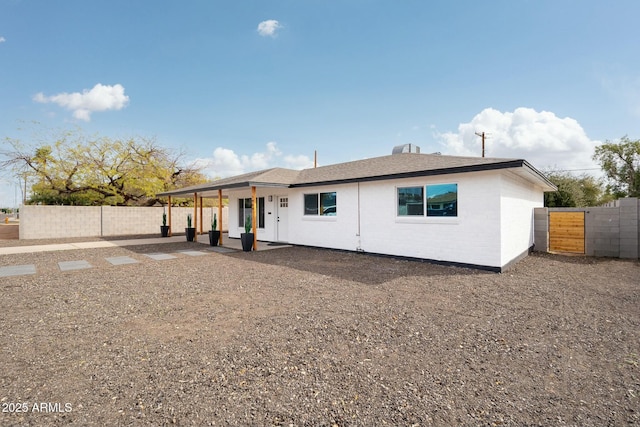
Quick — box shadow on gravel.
[224,246,487,285]
[534,251,640,267]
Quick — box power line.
[550,168,601,172]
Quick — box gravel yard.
[0,238,639,426]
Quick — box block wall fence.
[19,205,229,240]
[533,197,639,259]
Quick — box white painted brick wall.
[287,184,359,251]
[499,172,544,266]
[282,171,511,268]
[359,172,503,267]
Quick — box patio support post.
[251,186,257,250]
[168,196,172,236]
[199,196,203,235]
[218,189,223,245]
[193,192,198,242]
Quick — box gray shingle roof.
[158,153,555,197]
[293,153,525,186]
[157,168,300,197]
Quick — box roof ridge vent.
[392,144,420,154]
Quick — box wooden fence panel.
[549,211,585,254]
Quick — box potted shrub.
[185,213,196,242]
[208,213,220,246]
[160,212,170,237]
[240,215,254,252]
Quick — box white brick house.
[160,149,556,271]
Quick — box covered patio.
[157,168,298,250]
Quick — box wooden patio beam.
[193,192,198,242]
[168,196,172,236]
[251,186,257,250]
[199,196,203,235]
[218,189,223,245]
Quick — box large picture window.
[238,197,265,228]
[426,184,457,217]
[397,184,457,217]
[304,192,337,216]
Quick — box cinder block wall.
[533,207,548,252]
[21,205,102,239]
[585,207,620,257]
[619,198,639,259]
[20,205,228,239]
[534,198,639,259]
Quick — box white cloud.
[283,154,315,169]
[0,37,6,43]
[435,107,601,173]
[33,83,129,121]
[257,20,282,37]
[196,142,313,178]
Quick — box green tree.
[544,170,608,207]
[593,136,640,198]
[1,127,208,206]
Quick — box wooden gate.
[549,211,585,254]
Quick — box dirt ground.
[0,240,638,426]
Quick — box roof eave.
[290,160,527,188]
[157,181,294,197]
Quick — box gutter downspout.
[356,182,362,252]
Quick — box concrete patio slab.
[0,233,290,255]
[0,264,36,277]
[105,256,139,265]
[58,260,93,271]
[144,253,178,261]
[0,244,78,255]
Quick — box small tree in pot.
[160,212,170,237]
[208,213,220,246]
[185,213,196,242]
[240,215,254,251]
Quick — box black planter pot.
[240,233,254,252]
[209,230,221,246]
[160,225,170,237]
[185,227,196,242]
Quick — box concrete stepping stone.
[58,260,93,271]
[209,246,236,253]
[144,253,177,261]
[0,264,36,277]
[176,250,208,257]
[105,256,139,265]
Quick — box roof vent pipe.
[392,144,421,154]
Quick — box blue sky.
[1,0,639,207]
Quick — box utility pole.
[475,131,489,157]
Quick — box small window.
[280,197,288,208]
[304,192,337,216]
[426,184,457,217]
[397,187,424,216]
[320,192,336,216]
[304,194,318,215]
[238,198,251,227]
[238,197,265,227]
